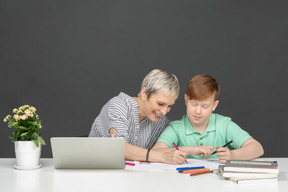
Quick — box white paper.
[128,159,221,171]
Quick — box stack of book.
[216,160,279,184]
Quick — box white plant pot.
[14,141,41,170]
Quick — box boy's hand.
[215,147,233,164]
[188,145,214,157]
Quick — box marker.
[177,166,206,173]
[173,143,188,163]
[211,140,233,155]
[125,162,135,166]
[176,166,205,171]
[182,168,211,174]
[190,170,212,176]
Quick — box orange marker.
[182,168,211,174]
[190,171,212,176]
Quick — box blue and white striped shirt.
[89,92,170,149]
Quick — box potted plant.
[3,105,46,170]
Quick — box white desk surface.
[0,158,287,192]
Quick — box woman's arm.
[153,141,213,157]
[111,128,186,164]
[125,142,186,165]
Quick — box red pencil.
[125,162,135,166]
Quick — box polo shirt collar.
[184,114,216,135]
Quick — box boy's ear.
[213,100,219,111]
[184,94,188,106]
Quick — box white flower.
[30,106,36,112]
[14,115,19,120]
[21,115,27,120]
[25,109,31,115]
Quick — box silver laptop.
[51,137,125,169]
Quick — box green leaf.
[17,126,29,130]
[38,136,46,145]
[32,140,39,148]
[27,121,38,125]
[14,130,20,138]
[8,121,14,128]
[31,132,39,140]
[21,132,29,137]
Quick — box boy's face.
[184,93,219,130]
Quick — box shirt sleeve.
[107,97,129,141]
[146,116,171,149]
[157,123,179,148]
[226,121,252,149]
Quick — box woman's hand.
[162,150,187,165]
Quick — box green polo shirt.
[157,113,251,159]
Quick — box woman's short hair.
[139,69,180,98]
[186,74,220,101]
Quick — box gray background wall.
[1,1,287,158]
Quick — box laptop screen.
[51,137,125,169]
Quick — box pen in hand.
[211,140,233,155]
[173,143,188,163]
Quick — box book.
[218,165,278,179]
[223,160,279,174]
[229,177,278,184]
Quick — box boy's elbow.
[251,138,264,157]
[254,140,264,157]
[259,143,264,157]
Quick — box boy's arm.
[216,137,264,163]
[153,141,213,157]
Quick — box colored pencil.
[190,170,212,176]
[173,143,188,163]
[125,162,135,166]
[176,166,205,171]
[182,168,211,174]
[211,140,233,155]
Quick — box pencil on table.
[182,168,211,174]
[190,170,212,176]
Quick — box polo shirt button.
[197,133,200,135]
[200,143,203,146]
[200,138,203,140]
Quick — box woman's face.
[141,89,177,122]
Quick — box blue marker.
[176,166,205,171]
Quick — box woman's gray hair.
[139,69,180,98]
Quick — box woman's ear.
[140,87,147,101]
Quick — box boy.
[153,74,264,164]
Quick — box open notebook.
[51,137,125,169]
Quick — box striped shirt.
[89,92,170,149]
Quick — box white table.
[0,158,287,192]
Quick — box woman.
[89,69,186,164]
